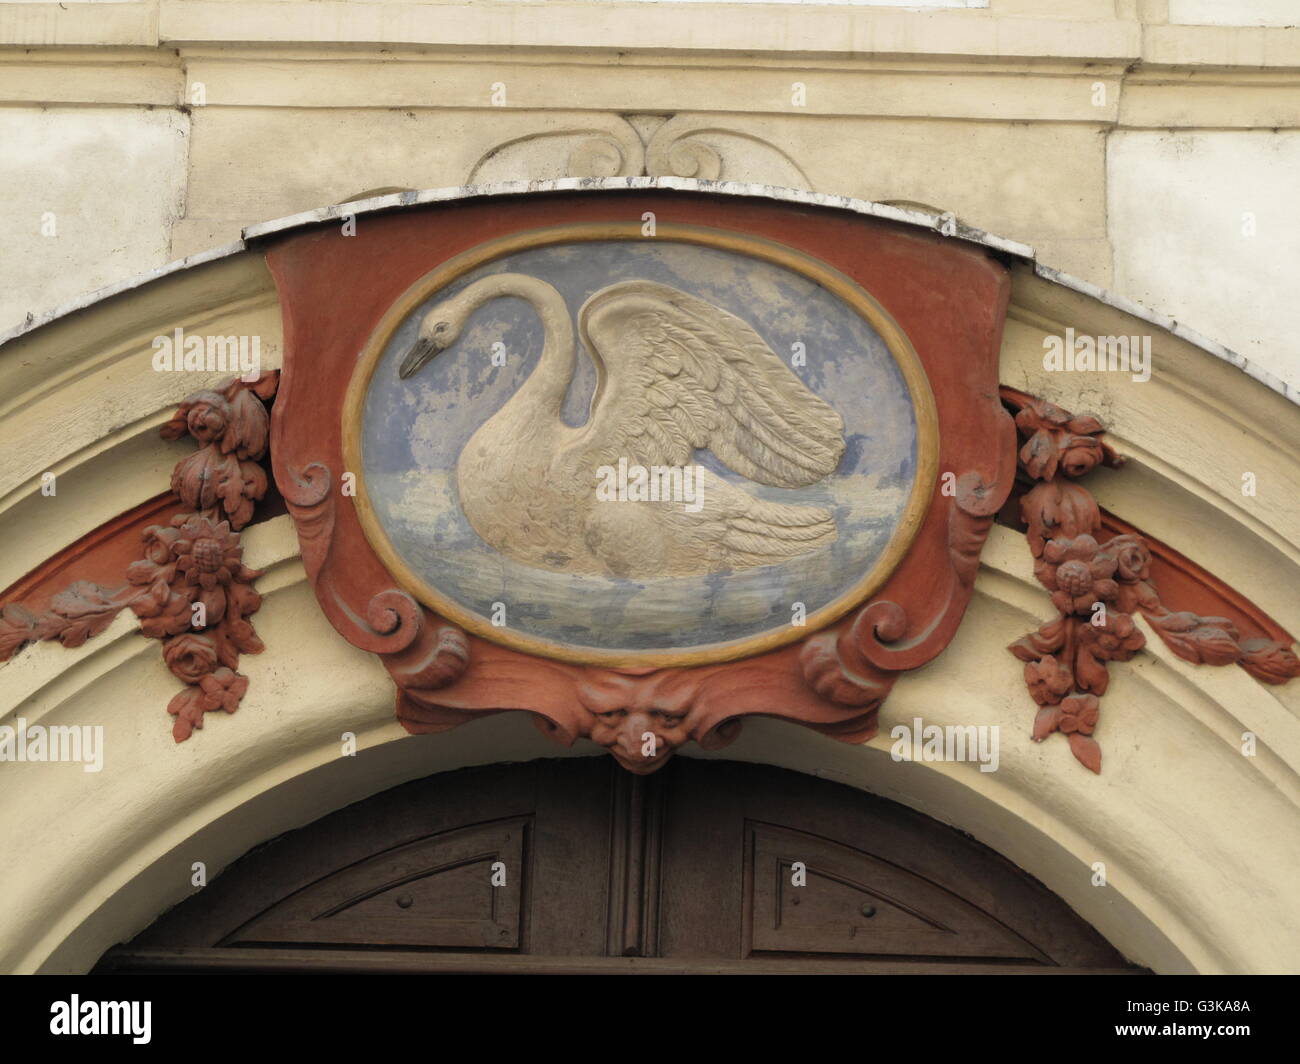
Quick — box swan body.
[400,273,846,578]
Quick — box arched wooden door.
[97,759,1138,973]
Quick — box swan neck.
[473,275,573,412]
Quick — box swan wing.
[576,281,846,485]
[672,469,839,563]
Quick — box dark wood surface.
[97,757,1138,973]
[98,948,1142,975]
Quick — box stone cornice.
[5,2,1300,73]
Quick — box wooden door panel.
[119,759,615,958]
[658,759,1130,969]
[749,822,1048,961]
[97,756,1138,972]
[225,817,527,949]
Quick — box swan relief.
[399,273,847,579]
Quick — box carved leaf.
[0,603,37,660]
[126,559,166,587]
[229,460,268,529]
[167,663,250,741]
[1066,413,1104,436]
[1149,612,1242,667]
[33,581,129,648]
[167,686,208,743]
[1078,612,1146,664]
[1032,704,1062,741]
[226,578,262,623]
[222,387,271,460]
[169,448,268,530]
[209,625,240,671]
[242,371,280,401]
[1068,733,1102,774]
[132,587,193,639]
[1008,637,1042,664]
[160,413,190,441]
[1074,645,1112,696]
[1239,639,1300,685]
[1019,429,1061,481]
[1114,578,1161,616]
[224,616,265,656]
[1009,616,1068,661]
[198,666,249,713]
[172,447,238,513]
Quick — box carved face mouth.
[609,745,673,775]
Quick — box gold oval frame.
[343,222,939,667]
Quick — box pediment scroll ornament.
[279,457,471,683]
[798,467,1011,712]
[467,114,813,190]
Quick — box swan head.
[398,303,466,379]
[398,273,569,380]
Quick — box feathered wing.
[574,281,846,484]
[562,281,846,569]
[663,468,840,564]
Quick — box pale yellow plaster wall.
[1,0,1299,389]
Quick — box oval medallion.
[345,224,938,665]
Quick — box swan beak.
[398,336,440,379]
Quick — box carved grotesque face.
[588,706,692,774]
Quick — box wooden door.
[97,758,1138,973]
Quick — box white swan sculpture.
[399,274,847,578]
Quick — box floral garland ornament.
[1003,390,1300,773]
[130,511,265,740]
[0,373,278,741]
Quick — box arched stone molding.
[0,253,283,583]
[2,517,1296,974]
[1001,263,1300,664]
[1,181,1296,975]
